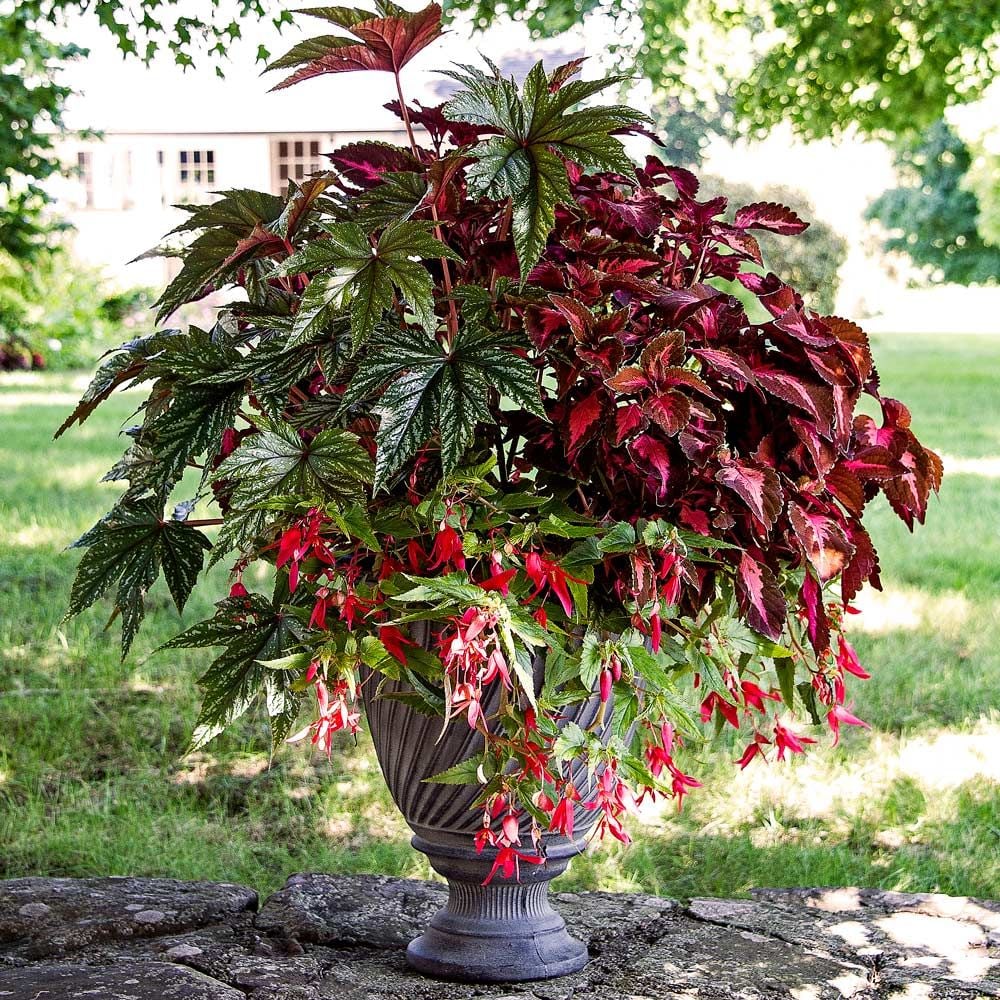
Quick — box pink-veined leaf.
[800,571,830,653]
[789,504,854,581]
[629,433,673,500]
[754,366,834,428]
[693,348,756,386]
[736,553,786,640]
[643,391,691,436]
[733,201,809,235]
[567,391,604,450]
[716,461,783,529]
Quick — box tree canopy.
[448,0,1000,144]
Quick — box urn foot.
[406,878,587,982]
[406,833,589,982]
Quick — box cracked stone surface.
[1,875,998,999]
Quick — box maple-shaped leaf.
[281,220,460,347]
[161,592,303,751]
[716,461,783,530]
[443,60,649,279]
[66,497,211,657]
[340,324,545,489]
[151,189,286,321]
[55,330,182,438]
[269,3,443,90]
[735,553,786,640]
[214,420,374,508]
[733,201,809,235]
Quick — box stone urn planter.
[361,627,607,982]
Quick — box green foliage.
[214,422,374,508]
[867,121,1000,286]
[0,7,80,261]
[702,178,848,314]
[339,324,545,489]
[442,60,648,278]
[67,496,211,656]
[281,221,461,346]
[0,249,153,371]
[449,0,1000,142]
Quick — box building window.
[76,150,94,208]
[178,149,216,187]
[271,137,323,192]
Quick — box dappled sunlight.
[0,390,88,411]
[41,458,118,490]
[0,373,92,391]
[940,455,1000,478]
[3,523,74,549]
[850,585,977,635]
[875,911,997,981]
[642,719,1000,836]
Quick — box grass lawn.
[1,333,998,900]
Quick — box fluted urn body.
[360,633,607,982]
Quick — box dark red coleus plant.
[61,2,940,879]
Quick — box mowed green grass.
[1,334,998,901]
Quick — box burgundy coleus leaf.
[824,316,875,384]
[693,348,756,387]
[800,571,830,653]
[708,224,763,265]
[329,141,420,187]
[825,465,866,516]
[272,3,444,89]
[614,402,646,444]
[643,391,691,436]
[753,366,834,428]
[789,503,854,581]
[882,442,943,529]
[736,553,786,640]
[384,100,482,147]
[790,416,838,478]
[549,294,594,341]
[606,366,649,394]
[716,460,783,530]
[567,390,604,450]
[733,201,809,235]
[773,306,836,348]
[842,446,902,481]
[603,189,664,237]
[841,522,882,603]
[639,330,686,376]
[807,345,855,387]
[629,433,673,501]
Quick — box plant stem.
[185,518,224,528]
[393,68,460,340]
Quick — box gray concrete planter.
[360,625,607,983]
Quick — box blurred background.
[1,0,998,899]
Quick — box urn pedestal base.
[405,833,588,982]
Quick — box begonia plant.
[61,2,940,882]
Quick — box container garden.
[62,1,940,984]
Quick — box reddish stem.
[393,69,460,340]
